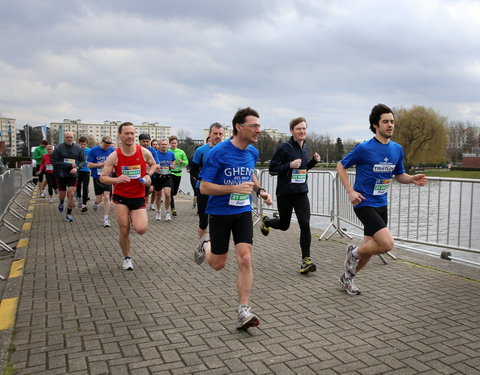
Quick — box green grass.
[3,362,17,375]
[420,170,480,179]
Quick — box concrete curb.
[0,191,35,369]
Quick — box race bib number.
[64,158,75,164]
[160,166,170,175]
[46,164,53,171]
[121,165,141,179]
[229,193,250,207]
[291,169,307,183]
[97,168,103,175]
[373,179,392,195]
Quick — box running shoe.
[150,204,156,211]
[171,209,177,217]
[54,189,58,195]
[165,212,172,221]
[40,192,46,198]
[344,244,359,276]
[78,201,83,208]
[81,204,88,212]
[66,214,74,222]
[260,215,270,236]
[103,217,111,227]
[93,202,99,212]
[49,198,54,203]
[156,211,162,221]
[339,273,361,295]
[237,306,260,330]
[299,257,317,274]
[58,202,64,212]
[123,257,134,270]
[194,240,207,264]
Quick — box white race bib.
[160,166,170,175]
[121,165,141,179]
[373,179,392,195]
[229,193,250,207]
[46,164,53,171]
[291,169,307,183]
[64,158,75,164]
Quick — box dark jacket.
[268,136,317,195]
[51,142,85,179]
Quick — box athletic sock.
[67,208,72,215]
[352,248,361,259]
[239,304,249,313]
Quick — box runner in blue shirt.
[87,136,116,227]
[337,103,428,295]
[139,134,159,205]
[154,139,176,221]
[76,136,91,212]
[193,107,272,331]
[189,123,224,240]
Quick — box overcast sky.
[1,0,479,141]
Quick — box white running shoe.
[93,202,99,212]
[156,211,162,221]
[123,257,133,270]
[164,212,172,221]
[150,204,156,211]
[237,306,260,330]
[40,192,46,198]
[49,198,54,203]
[103,217,111,227]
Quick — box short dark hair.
[139,133,151,141]
[169,135,178,143]
[78,136,87,143]
[232,107,259,135]
[289,117,306,131]
[41,140,48,146]
[118,122,134,134]
[150,139,158,147]
[369,104,394,134]
[208,122,223,135]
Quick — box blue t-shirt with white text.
[340,137,405,207]
[200,139,259,215]
[87,145,115,178]
[156,150,175,175]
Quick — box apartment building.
[49,119,172,145]
[0,116,17,156]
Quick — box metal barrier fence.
[258,168,480,266]
[258,168,336,222]
[0,166,35,255]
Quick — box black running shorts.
[112,194,146,211]
[353,206,388,237]
[209,212,253,255]
[93,178,113,195]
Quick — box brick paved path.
[2,193,480,374]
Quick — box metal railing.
[0,165,35,254]
[258,169,480,266]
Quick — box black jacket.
[51,143,85,179]
[268,137,317,195]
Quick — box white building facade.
[0,117,17,156]
[49,119,172,146]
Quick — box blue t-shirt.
[340,137,406,208]
[79,147,91,172]
[87,145,115,178]
[147,147,160,163]
[192,143,214,188]
[200,139,259,215]
[156,150,175,176]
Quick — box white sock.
[104,215,109,220]
[239,304,249,313]
[352,248,360,259]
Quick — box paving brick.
[1,196,479,374]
